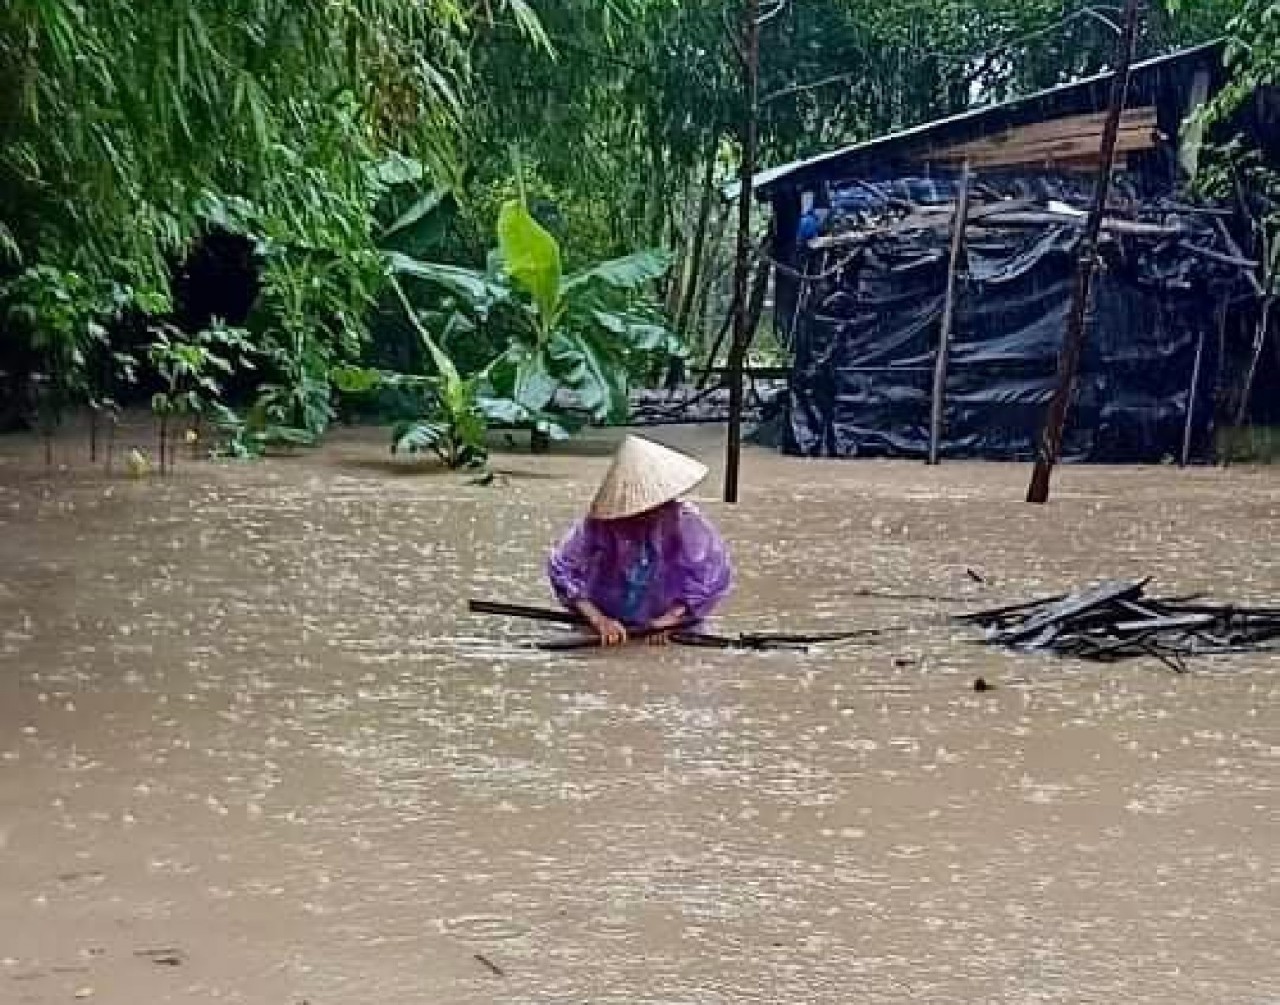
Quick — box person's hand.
[649,606,688,631]
[589,614,629,647]
[646,606,689,645]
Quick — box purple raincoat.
[547,501,732,627]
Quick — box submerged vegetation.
[0,0,1261,467]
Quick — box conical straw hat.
[589,435,709,520]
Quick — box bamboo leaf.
[502,0,555,57]
[0,221,22,265]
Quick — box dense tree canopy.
[0,0,1254,449]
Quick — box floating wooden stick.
[469,599,583,626]
[469,599,822,651]
[473,953,505,977]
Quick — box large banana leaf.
[475,396,575,441]
[497,199,562,332]
[387,252,507,314]
[627,322,682,354]
[560,249,673,296]
[549,329,629,423]
[589,310,684,355]
[546,333,588,387]
[487,347,558,413]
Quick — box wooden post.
[929,162,971,465]
[1026,0,1145,504]
[724,0,761,505]
[1180,323,1208,467]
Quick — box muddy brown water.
[1,424,1277,1004]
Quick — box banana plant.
[387,195,681,430]
[331,280,543,469]
[490,197,679,423]
[386,285,490,469]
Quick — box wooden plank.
[1112,614,1216,633]
[946,121,1157,163]
[927,106,1157,161]
[810,210,1180,250]
[973,211,1180,238]
[951,129,1158,170]
[930,133,1155,170]
[471,597,817,653]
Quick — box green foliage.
[1201,0,1280,135]
[391,298,489,469]
[456,171,619,269]
[149,321,253,421]
[0,0,1241,456]
[394,192,677,427]
[458,0,1236,355]
[148,319,255,471]
[1193,0,1280,296]
[1216,425,1280,464]
[336,297,493,469]
[0,0,550,292]
[4,268,98,389]
[1,267,162,446]
[0,0,551,451]
[208,403,318,460]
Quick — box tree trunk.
[676,141,721,337]
[724,0,761,505]
[693,208,730,357]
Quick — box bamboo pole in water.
[1027,0,1145,504]
[467,599,894,650]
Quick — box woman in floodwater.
[548,435,732,646]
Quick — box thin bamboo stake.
[1180,323,1208,467]
[1234,295,1273,427]
[929,162,971,465]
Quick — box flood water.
[1,424,1277,1004]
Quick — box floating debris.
[473,953,506,977]
[958,579,1280,672]
[134,947,186,967]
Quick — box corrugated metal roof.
[725,41,1221,201]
